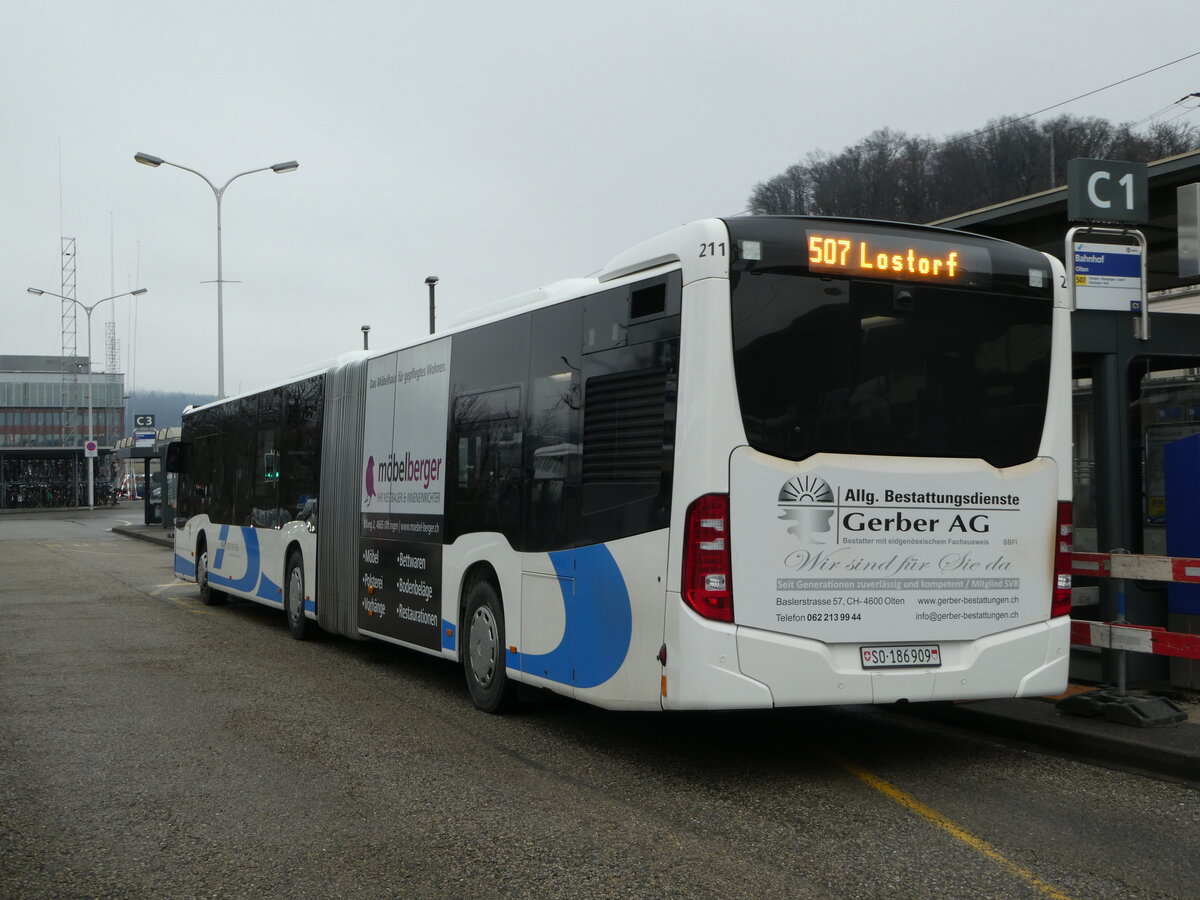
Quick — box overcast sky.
[2,1,1197,399]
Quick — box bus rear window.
[729,274,1053,469]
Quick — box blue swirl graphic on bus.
[512,544,632,689]
[210,525,282,605]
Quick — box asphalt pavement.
[6,507,1198,897]
[112,519,1200,785]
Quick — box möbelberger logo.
[364,455,377,505]
[365,451,445,504]
[778,475,835,543]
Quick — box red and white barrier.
[1068,551,1200,662]
[1069,551,1200,585]
[1069,619,1200,660]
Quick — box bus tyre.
[285,551,314,641]
[197,544,225,606]
[463,579,515,713]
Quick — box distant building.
[0,354,125,508]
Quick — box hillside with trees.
[748,115,1200,222]
[126,390,216,432]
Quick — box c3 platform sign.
[1067,158,1148,225]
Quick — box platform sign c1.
[1067,158,1148,225]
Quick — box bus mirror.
[165,441,191,474]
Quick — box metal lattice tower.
[60,237,78,448]
[105,321,119,375]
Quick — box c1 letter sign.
[1068,158,1148,224]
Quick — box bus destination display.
[806,230,982,284]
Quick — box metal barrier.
[1068,551,1200,663]
[1062,550,1195,726]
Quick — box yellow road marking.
[830,755,1074,900]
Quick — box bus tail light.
[1052,501,1073,618]
[682,493,733,623]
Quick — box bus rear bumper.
[662,599,775,710]
[733,616,1070,707]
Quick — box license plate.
[860,644,941,669]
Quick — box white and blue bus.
[170,216,1073,712]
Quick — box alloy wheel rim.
[289,567,304,624]
[469,606,498,688]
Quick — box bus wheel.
[197,544,225,606]
[285,551,314,641]
[463,579,515,713]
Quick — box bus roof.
[185,216,1047,415]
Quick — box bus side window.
[230,396,258,527]
[452,387,523,536]
[282,376,323,524]
[578,338,678,544]
[577,274,681,545]
[524,299,583,552]
[186,409,217,519]
[208,406,236,526]
[446,314,531,545]
[251,388,283,527]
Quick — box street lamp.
[134,151,298,399]
[425,276,438,335]
[27,286,149,510]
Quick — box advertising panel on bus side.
[359,338,452,650]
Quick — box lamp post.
[27,286,149,510]
[425,276,438,335]
[133,152,298,399]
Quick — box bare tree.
[747,114,1200,222]
[748,163,813,215]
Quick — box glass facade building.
[0,355,126,508]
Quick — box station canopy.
[932,148,1200,295]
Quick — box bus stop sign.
[1068,158,1148,224]
[1071,239,1144,311]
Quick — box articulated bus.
[170,216,1073,712]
